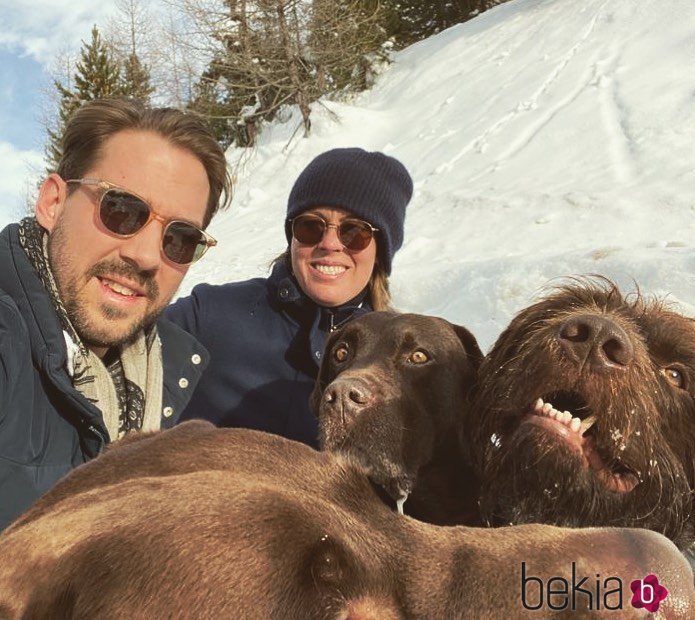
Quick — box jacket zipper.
[87,424,106,455]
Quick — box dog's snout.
[558,314,633,369]
[324,379,374,412]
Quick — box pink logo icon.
[630,574,669,612]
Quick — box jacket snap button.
[178,377,189,389]
[191,354,201,365]
[315,351,321,360]
[163,406,174,418]
[279,288,289,299]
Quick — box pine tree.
[379,1,508,48]
[188,0,388,148]
[120,52,155,100]
[46,25,123,173]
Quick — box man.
[0,99,231,530]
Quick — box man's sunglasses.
[290,213,378,252]
[65,178,216,265]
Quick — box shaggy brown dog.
[0,421,693,618]
[470,279,695,555]
[311,311,483,525]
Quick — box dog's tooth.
[542,403,553,414]
[561,411,572,425]
[570,417,581,432]
[580,415,597,434]
[534,398,544,411]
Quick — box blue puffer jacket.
[0,224,209,530]
[165,262,371,447]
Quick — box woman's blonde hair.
[272,249,393,311]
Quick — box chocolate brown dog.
[470,278,695,555]
[311,311,483,525]
[1,421,693,618]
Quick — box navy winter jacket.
[165,262,371,447]
[0,224,209,530]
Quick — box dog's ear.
[309,328,343,418]
[451,323,484,371]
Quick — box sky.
[174,0,695,352]
[0,1,148,227]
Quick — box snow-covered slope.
[181,0,695,352]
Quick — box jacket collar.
[0,224,66,368]
[267,261,373,367]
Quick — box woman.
[166,147,413,447]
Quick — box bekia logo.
[630,575,669,613]
[520,562,670,612]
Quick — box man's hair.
[56,98,232,227]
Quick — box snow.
[178,0,695,353]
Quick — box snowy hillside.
[180,0,695,352]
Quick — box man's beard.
[48,221,164,350]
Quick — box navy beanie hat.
[285,147,413,275]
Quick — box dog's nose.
[558,314,633,369]
[324,379,374,411]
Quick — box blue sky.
[0,2,127,228]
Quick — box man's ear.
[35,174,67,233]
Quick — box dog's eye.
[661,367,685,389]
[408,350,429,364]
[334,346,349,363]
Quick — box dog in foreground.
[0,422,693,618]
[470,278,695,562]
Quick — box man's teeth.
[533,397,595,435]
[314,264,347,275]
[104,280,137,297]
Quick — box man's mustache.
[89,261,159,300]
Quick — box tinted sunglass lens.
[339,221,373,251]
[293,217,325,245]
[100,190,150,235]
[163,221,207,265]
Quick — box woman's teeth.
[314,264,347,276]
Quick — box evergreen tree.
[120,52,155,101]
[188,0,388,148]
[379,1,508,48]
[46,25,123,172]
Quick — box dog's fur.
[311,311,483,525]
[1,421,693,618]
[470,279,695,553]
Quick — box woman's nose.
[317,223,344,251]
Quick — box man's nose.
[118,220,163,272]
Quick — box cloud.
[0,1,131,65]
[0,141,44,228]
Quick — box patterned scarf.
[19,217,163,441]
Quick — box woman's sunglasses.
[65,178,216,265]
[290,214,378,252]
